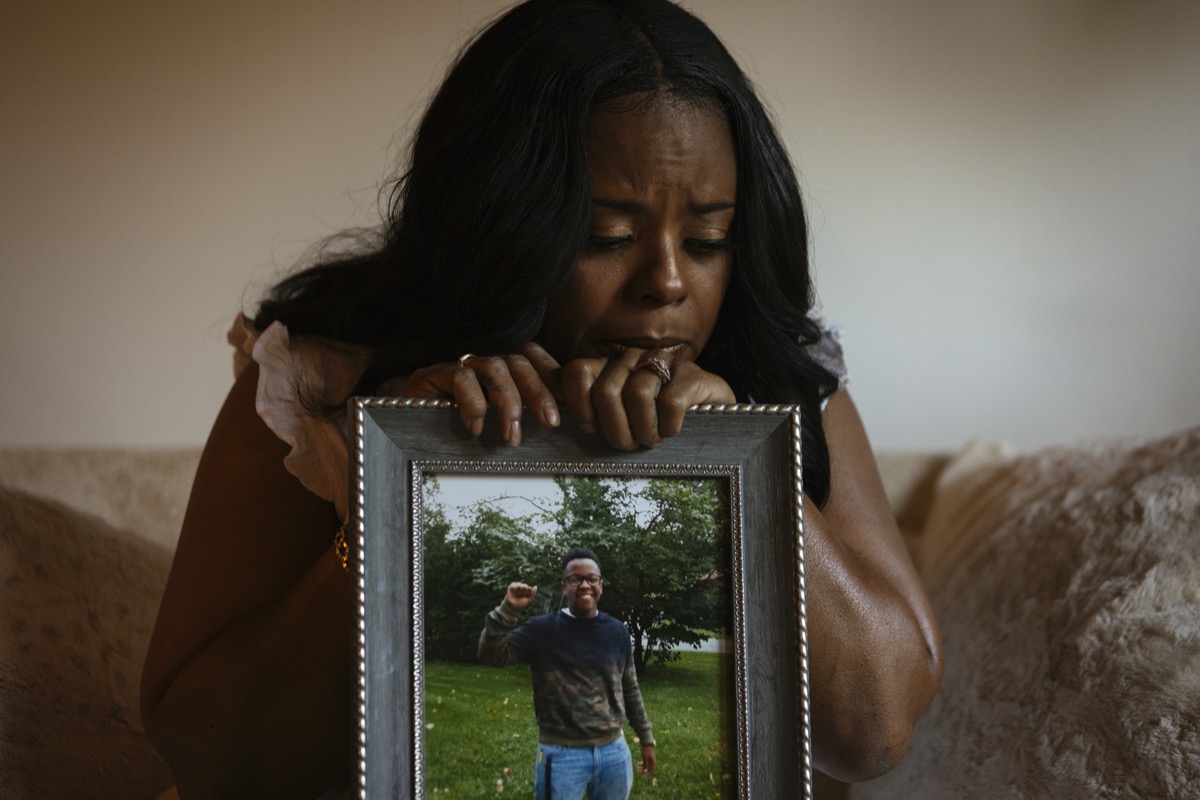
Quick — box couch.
[1,426,1196,799]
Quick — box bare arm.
[806,390,943,782]
[140,364,353,799]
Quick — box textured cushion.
[851,427,1200,799]
[0,486,175,799]
[0,448,200,551]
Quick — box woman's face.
[537,97,737,365]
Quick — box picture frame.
[350,398,812,799]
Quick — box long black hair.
[254,0,840,506]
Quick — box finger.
[589,350,641,450]
[504,352,560,428]
[401,363,490,436]
[445,366,494,438]
[468,355,525,444]
[402,363,479,403]
[652,360,693,440]
[593,347,677,450]
[517,342,565,403]
[655,361,736,439]
[560,358,606,435]
[622,351,677,448]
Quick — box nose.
[629,234,687,306]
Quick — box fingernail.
[508,419,521,445]
[470,419,484,437]
[543,402,560,427]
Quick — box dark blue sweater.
[480,604,655,747]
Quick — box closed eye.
[586,235,734,254]
[587,235,633,252]
[686,238,733,253]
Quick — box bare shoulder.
[820,388,941,674]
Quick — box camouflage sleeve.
[477,598,528,666]
[621,648,655,746]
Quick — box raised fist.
[505,582,538,609]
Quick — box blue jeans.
[535,738,633,800]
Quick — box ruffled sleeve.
[811,321,849,391]
[227,313,371,520]
[809,323,849,403]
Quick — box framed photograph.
[350,399,811,800]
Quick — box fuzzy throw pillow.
[851,427,1200,800]
[0,486,175,800]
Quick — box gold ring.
[632,356,672,384]
[457,353,477,368]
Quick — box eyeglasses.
[564,574,603,587]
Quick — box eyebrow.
[592,198,735,215]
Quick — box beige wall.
[2,0,1197,450]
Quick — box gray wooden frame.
[350,398,811,799]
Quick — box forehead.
[563,558,601,575]
[585,97,736,196]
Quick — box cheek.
[560,262,615,315]
[711,264,732,305]
[698,262,733,332]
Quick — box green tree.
[551,475,731,675]
[421,476,559,662]
[422,474,732,673]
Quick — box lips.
[603,339,690,357]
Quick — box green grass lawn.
[423,650,737,798]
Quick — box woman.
[140,1,942,797]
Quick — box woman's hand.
[558,345,735,450]
[399,342,735,449]
[400,343,563,444]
